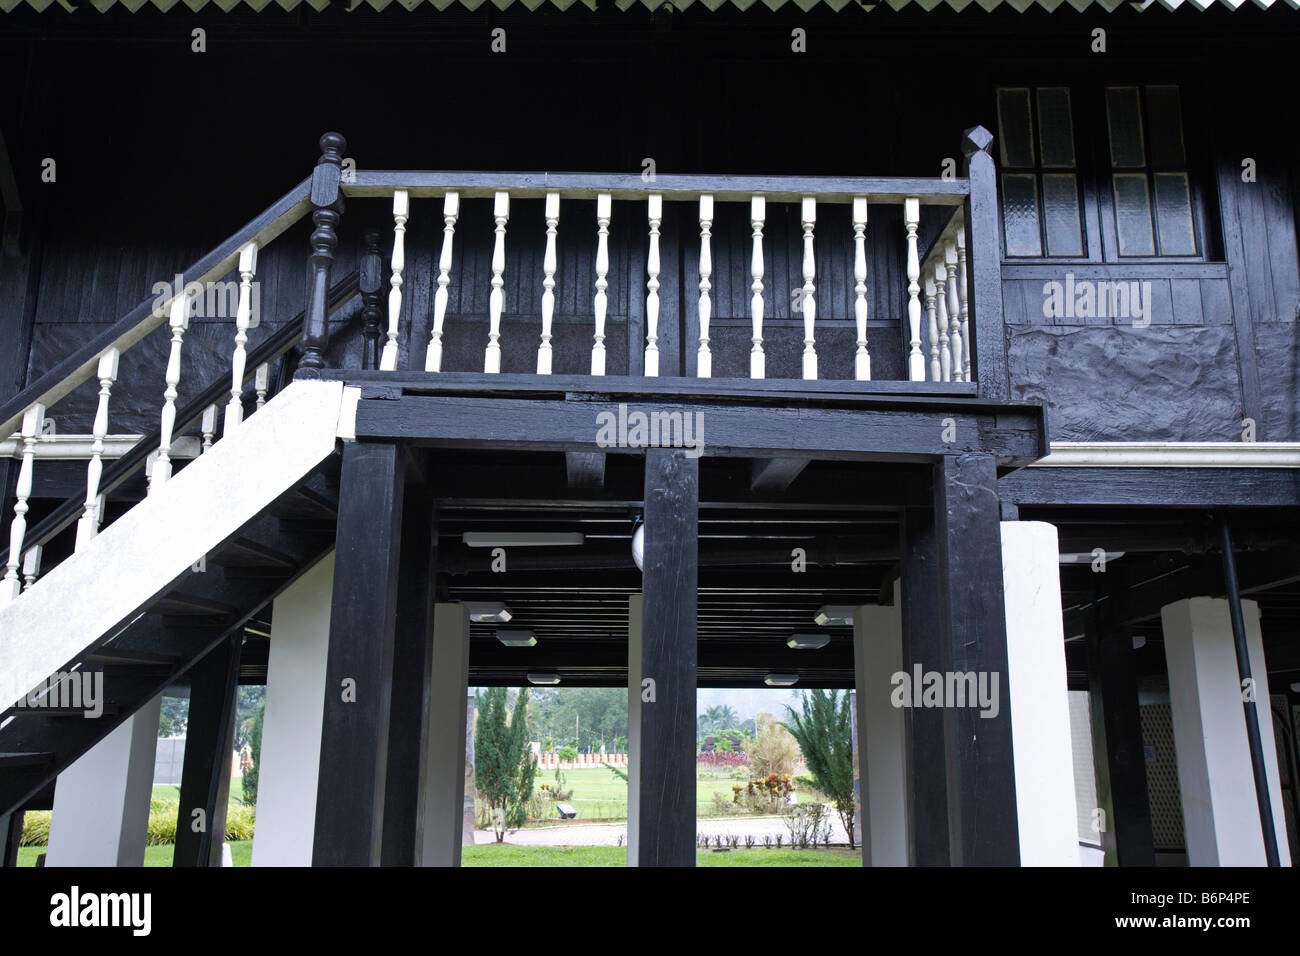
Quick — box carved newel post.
[359,230,384,371]
[297,132,347,378]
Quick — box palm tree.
[716,705,739,730]
[703,705,727,732]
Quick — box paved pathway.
[474,812,851,847]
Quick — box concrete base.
[251,552,334,867]
[46,694,163,867]
[1161,597,1291,866]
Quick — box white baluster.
[936,260,951,382]
[22,545,41,591]
[2,404,44,603]
[426,192,460,372]
[380,189,409,372]
[537,192,560,375]
[924,274,940,383]
[800,197,817,380]
[201,404,218,451]
[905,198,924,381]
[697,195,713,378]
[485,191,510,374]
[150,293,191,494]
[750,196,766,379]
[223,241,259,435]
[852,196,870,381]
[945,241,962,383]
[957,228,971,382]
[75,349,119,550]
[255,363,270,409]
[644,194,663,377]
[591,192,612,376]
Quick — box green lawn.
[17,841,852,867]
[16,840,253,867]
[463,845,859,866]
[528,766,775,823]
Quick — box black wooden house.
[0,2,1297,867]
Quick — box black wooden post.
[1085,604,1156,867]
[1219,517,1282,867]
[637,448,698,866]
[900,504,950,866]
[0,810,22,867]
[359,230,384,371]
[173,634,242,867]
[313,441,405,866]
[933,453,1019,865]
[962,126,1008,403]
[381,477,437,867]
[297,132,346,378]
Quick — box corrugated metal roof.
[2,0,1298,13]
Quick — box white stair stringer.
[0,380,359,711]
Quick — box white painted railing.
[918,209,973,384]
[344,172,972,385]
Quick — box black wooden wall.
[0,6,1297,444]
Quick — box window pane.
[1113,174,1156,256]
[1002,173,1042,257]
[1155,173,1197,255]
[1042,174,1083,256]
[1145,86,1186,168]
[1106,87,1146,168]
[1037,88,1076,168]
[997,88,1035,168]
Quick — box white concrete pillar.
[626,593,642,866]
[252,552,334,866]
[1161,597,1291,866]
[1001,520,1080,866]
[46,694,163,866]
[416,603,470,866]
[853,586,909,866]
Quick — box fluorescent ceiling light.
[1058,551,1126,565]
[764,673,799,687]
[497,629,537,648]
[814,605,856,626]
[527,672,561,686]
[464,601,513,623]
[786,633,830,650]
[632,521,644,572]
[463,532,584,548]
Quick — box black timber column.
[900,505,950,866]
[638,448,698,866]
[1085,612,1156,867]
[0,810,22,867]
[962,126,1008,402]
[173,634,242,867]
[313,441,406,866]
[381,480,437,867]
[934,453,1019,865]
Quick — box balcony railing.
[0,127,1002,602]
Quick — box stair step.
[40,703,120,718]
[85,648,183,668]
[212,536,298,570]
[149,592,239,618]
[0,752,53,769]
[271,486,338,520]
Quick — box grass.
[525,766,782,824]
[463,845,859,867]
[16,840,254,867]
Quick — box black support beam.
[934,453,1020,865]
[637,448,699,866]
[173,634,242,867]
[313,441,406,866]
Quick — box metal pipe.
[1218,514,1281,867]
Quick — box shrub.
[20,811,51,847]
[746,713,801,778]
[225,803,256,841]
[557,745,578,762]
